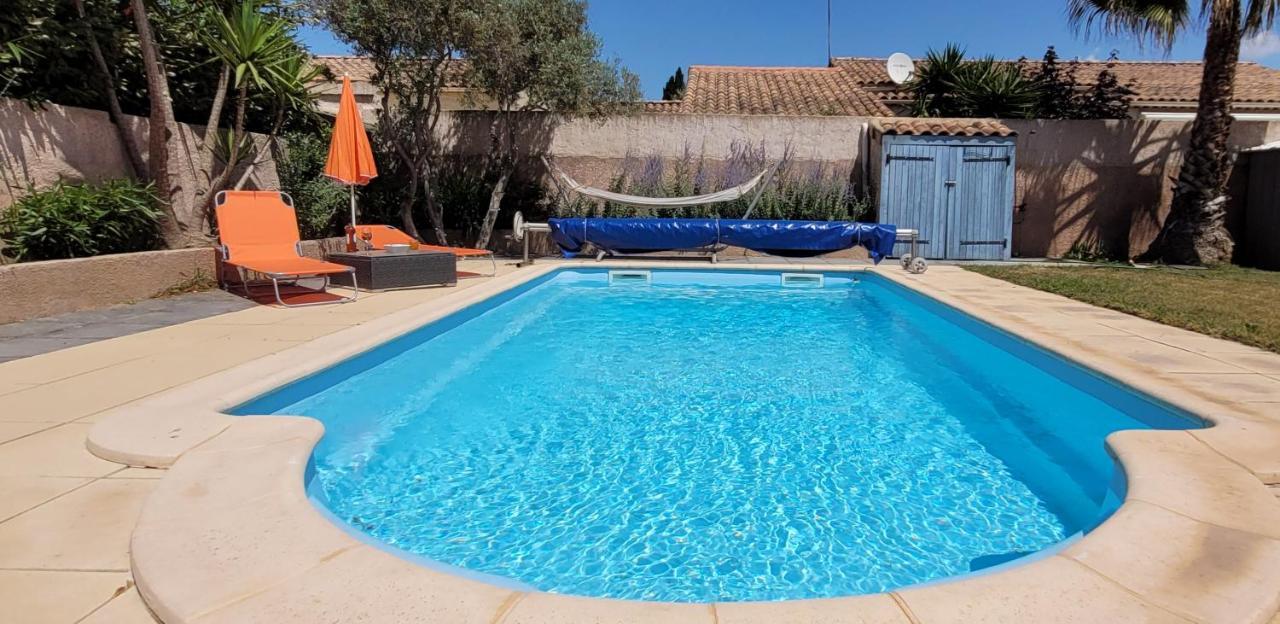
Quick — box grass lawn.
[964,264,1280,354]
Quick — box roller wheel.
[900,254,913,269]
[512,211,526,242]
[907,257,929,274]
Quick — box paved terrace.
[1,261,1279,622]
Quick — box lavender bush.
[553,141,871,221]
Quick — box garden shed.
[870,119,1017,260]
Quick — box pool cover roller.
[547,218,899,263]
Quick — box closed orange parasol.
[323,76,378,226]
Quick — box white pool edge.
[90,261,1280,624]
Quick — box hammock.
[542,156,777,216]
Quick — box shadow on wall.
[438,111,869,227]
[0,97,281,238]
[0,99,137,208]
[1010,119,1183,259]
[1009,118,1280,260]
[424,112,1280,259]
[426,111,558,242]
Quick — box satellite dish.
[887,52,915,84]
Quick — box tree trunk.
[233,108,285,191]
[200,65,231,182]
[201,84,248,227]
[475,114,509,250]
[130,0,184,247]
[400,168,422,240]
[476,169,508,250]
[73,0,145,179]
[1141,1,1240,265]
[421,170,449,246]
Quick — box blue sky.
[299,0,1280,99]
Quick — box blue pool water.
[233,269,1200,602]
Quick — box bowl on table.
[383,243,412,255]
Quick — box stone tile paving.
[0,291,255,363]
[0,258,510,623]
[0,260,1277,622]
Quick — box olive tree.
[316,0,473,244]
[465,0,640,249]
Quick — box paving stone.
[0,475,91,522]
[0,336,99,359]
[45,323,167,340]
[0,424,122,477]
[80,586,160,624]
[0,319,84,338]
[0,291,255,363]
[0,478,155,570]
[0,570,132,624]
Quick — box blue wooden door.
[945,145,1014,260]
[880,140,948,259]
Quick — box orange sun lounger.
[355,224,497,277]
[215,190,357,307]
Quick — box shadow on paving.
[0,290,256,363]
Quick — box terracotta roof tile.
[870,118,1015,137]
[310,55,470,87]
[642,101,684,113]
[670,65,893,117]
[831,57,1280,105]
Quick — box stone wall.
[0,248,217,324]
[1006,118,1280,258]
[0,98,280,236]
[443,111,1280,259]
[441,112,872,191]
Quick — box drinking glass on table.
[360,228,373,250]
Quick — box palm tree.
[129,0,185,247]
[1068,0,1278,265]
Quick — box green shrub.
[1,180,163,261]
[277,129,349,239]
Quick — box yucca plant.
[0,180,162,261]
[908,44,969,117]
[951,57,1041,118]
[908,45,1042,118]
[199,0,315,223]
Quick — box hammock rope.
[542,156,777,216]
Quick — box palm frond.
[1241,0,1280,34]
[1067,0,1191,50]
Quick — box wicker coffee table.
[327,250,456,291]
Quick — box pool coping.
[87,262,1280,623]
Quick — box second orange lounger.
[215,190,357,306]
[355,224,497,276]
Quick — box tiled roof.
[670,65,894,117]
[642,100,684,113]
[831,57,1280,105]
[310,55,470,87]
[871,118,1015,137]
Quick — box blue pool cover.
[548,218,899,262]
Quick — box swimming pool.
[232,268,1201,603]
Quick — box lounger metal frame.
[218,242,359,308]
[453,249,497,277]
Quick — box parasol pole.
[349,185,357,226]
